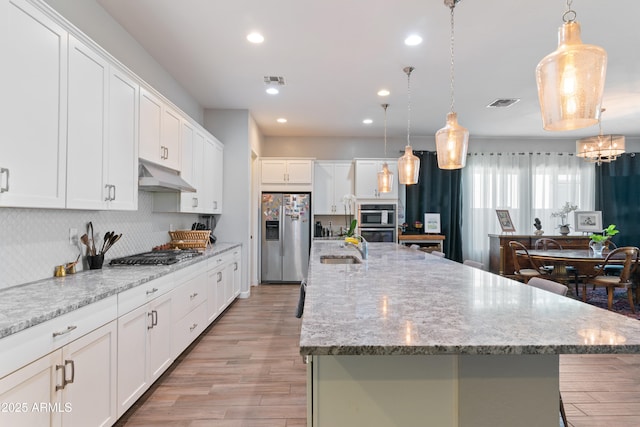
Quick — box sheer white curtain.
[461,153,594,266]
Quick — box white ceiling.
[96,0,640,140]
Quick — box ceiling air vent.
[264,76,285,86]
[487,98,520,108]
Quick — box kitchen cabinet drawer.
[0,295,117,380]
[172,302,206,358]
[117,273,175,316]
[172,272,207,322]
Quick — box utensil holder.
[87,254,104,270]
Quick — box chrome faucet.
[346,235,368,260]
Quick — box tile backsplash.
[0,192,199,290]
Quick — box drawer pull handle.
[147,310,158,329]
[52,325,77,338]
[190,292,198,300]
[190,323,198,332]
[146,287,159,295]
[0,167,9,193]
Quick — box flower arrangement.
[551,202,578,226]
[589,224,619,243]
[342,194,357,236]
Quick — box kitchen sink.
[320,255,362,264]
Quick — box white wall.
[43,0,203,122]
[263,135,640,159]
[204,109,254,294]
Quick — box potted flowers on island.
[589,224,619,256]
[550,202,578,235]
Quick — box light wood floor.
[116,284,640,427]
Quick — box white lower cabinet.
[0,321,118,427]
[1,248,242,427]
[171,265,207,358]
[117,283,173,417]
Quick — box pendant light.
[435,0,468,170]
[536,0,607,131]
[398,66,420,185]
[377,103,394,193]
[576,108,625,166]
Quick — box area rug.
[566,286,640,320]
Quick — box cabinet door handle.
[55,364,65,391]
[52,325,77,338]
[160,145,165,159]
[189,323,198,332]
[146,287,159,295]
[217,272,222,282]
[0,168,9,193]
[148,310,158,329]
[213,201,218,210]
[193,197,198,208]
[111,185,116,201]
[234,262,238,271]
[165,146,169,159]
[63,359,75,388]
[190,292,198,300]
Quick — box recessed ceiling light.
[247,32,264,43]
[404,34,423,46]
[363,119,373,125]
[378,89,390,97]
[277,118,287,123]
[266,87,279,95]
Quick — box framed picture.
[423,213,441,234]
[496,209,516,233]
[574,211,602,233]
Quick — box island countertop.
[299,241,640,356]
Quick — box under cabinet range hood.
[138,160,196,192]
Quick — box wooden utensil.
[80,234,91,256]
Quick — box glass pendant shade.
[435,112,469,170]
[536,21,607,131]
[576,134,625,164]
[377,162,394,193]
[398,146,420,185]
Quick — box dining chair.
[527,277,568,296]
[533,238,563,250]
[431,250,445,258]
[463,259,484,269]
[582,246,640,313]
[508,241,545,283]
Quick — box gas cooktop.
[109,250,203,266]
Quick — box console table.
[399,233,445,252]
[488,234,591,276]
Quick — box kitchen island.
[300,241,640,427]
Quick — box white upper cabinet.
[66,36,138,210]
[314,161,354,215]
[209,137,224,214]
[105,67,139,210]
[179,121,200,213]
[1,0,68,208]
[139,88,182,171]
[261,159,313,192]
[66,35,108,210]
[354,159,398,199]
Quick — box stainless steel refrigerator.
[261,192,311,282]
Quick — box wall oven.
[358,203,397,242]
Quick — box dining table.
[517,248,638,302]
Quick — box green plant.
[346,219,358,237]
[589,224,620,243]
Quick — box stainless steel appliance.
[359,203,396,227]
[261,192,311,282]
[110,250,202,265]
[359,203,397,242]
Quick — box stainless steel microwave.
[358,204,396,228]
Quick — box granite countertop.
[300,241,640,356]
[0,243,241,339]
